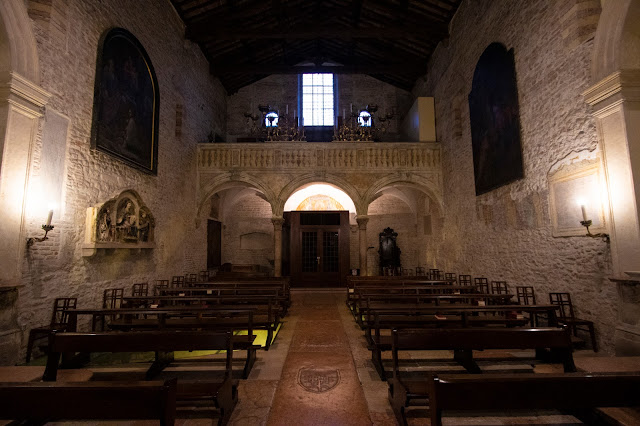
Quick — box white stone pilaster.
[0,72,51,287]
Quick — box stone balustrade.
[198,142,441,172]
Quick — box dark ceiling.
[169,0,462,94]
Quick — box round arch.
[197,173,277,223]
[362,175,444,217]
[283,183,357,213]
[276,173,365,216]
[591,0,640,82]
[0,0,40,83]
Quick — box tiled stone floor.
[3,289,640,425]
[232,290,640,426]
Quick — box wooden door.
[207,219,221,269]
[289,211,349,287]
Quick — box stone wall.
[226,74,412,142]
[414,0,616,351]
[14,0,227,363]
[221,193,274,269]
[367,195,418,276]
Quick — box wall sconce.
[578,202,609,243]
[27,208,55,248]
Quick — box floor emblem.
[297,367,340,393]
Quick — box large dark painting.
[92,28,159,174]
[468,43,523,195]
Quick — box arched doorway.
[201,183,275,275]
[283,183,356,287]
[366,184,443,276]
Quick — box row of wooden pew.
[7,275,291,425]
[346,274,638,425]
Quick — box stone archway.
[364,178,444,276]
[197,142,443,277]
[0,0,50,288]
[197,177,277,275]
[585,0,640,275]
[585,0,640,354]
[0,0,50,365]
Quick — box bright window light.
[302,73,334,126]
[265,112,279,127]
[358,111,372,127]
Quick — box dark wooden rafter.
[170,0,461,93]
[272,0,289,64]
[188,24,448,41]
[213,64,422,75]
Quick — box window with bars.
[301,73,334,127]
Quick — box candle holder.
[27,224,55,248]
[579,219,610,243]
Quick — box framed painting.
[468,43,524,195]
[91,28,159,174]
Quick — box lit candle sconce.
[577,199,609,243]
[27,204,56,248]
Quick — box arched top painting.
[468,43,523,195]
[91,28,159,175]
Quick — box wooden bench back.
[392,327,572,351]
[428,373,640,426]
[49,330,232,354]
[0,379,176,425]
[45,330,233,381]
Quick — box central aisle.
[266,291,372,425]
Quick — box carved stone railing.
[197,142,441,172]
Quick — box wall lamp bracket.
[27,224,55,248]
[580,220,609,243]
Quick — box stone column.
[0,72,50,287]
[356,215,369,276]
[272,217,284,277]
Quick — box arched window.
[265,111,279,127]
[358,110,372,127]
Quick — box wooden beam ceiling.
[170,0,462,93]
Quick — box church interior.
[1,0,640,424]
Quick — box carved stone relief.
[83,190,155,256]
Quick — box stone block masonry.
[14,0,227,364]
[415,0,616,352]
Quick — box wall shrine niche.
[82,190,155,256]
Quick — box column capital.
[583,70,640,116]
[0,72,51,118]
[356,215,369,229]
[271,216,285,231]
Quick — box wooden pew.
[427,373,640,426]
[346,277,454,311]
[0,379,177,425]
[366,305,560,380]
[115,295,284,350]
[154,287,289,317]
[355,293,515,327]
[71,300,280,350]
[62,309,258,377]
[43,330,239,424]
[44,330,235,381]
[348,284,479,315]
[204,277,291,310]
[388,327,576,425]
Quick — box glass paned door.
[289,211,349,288]
[322,231,339,272]
[300,229,340,283]
[302,231,318,272]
